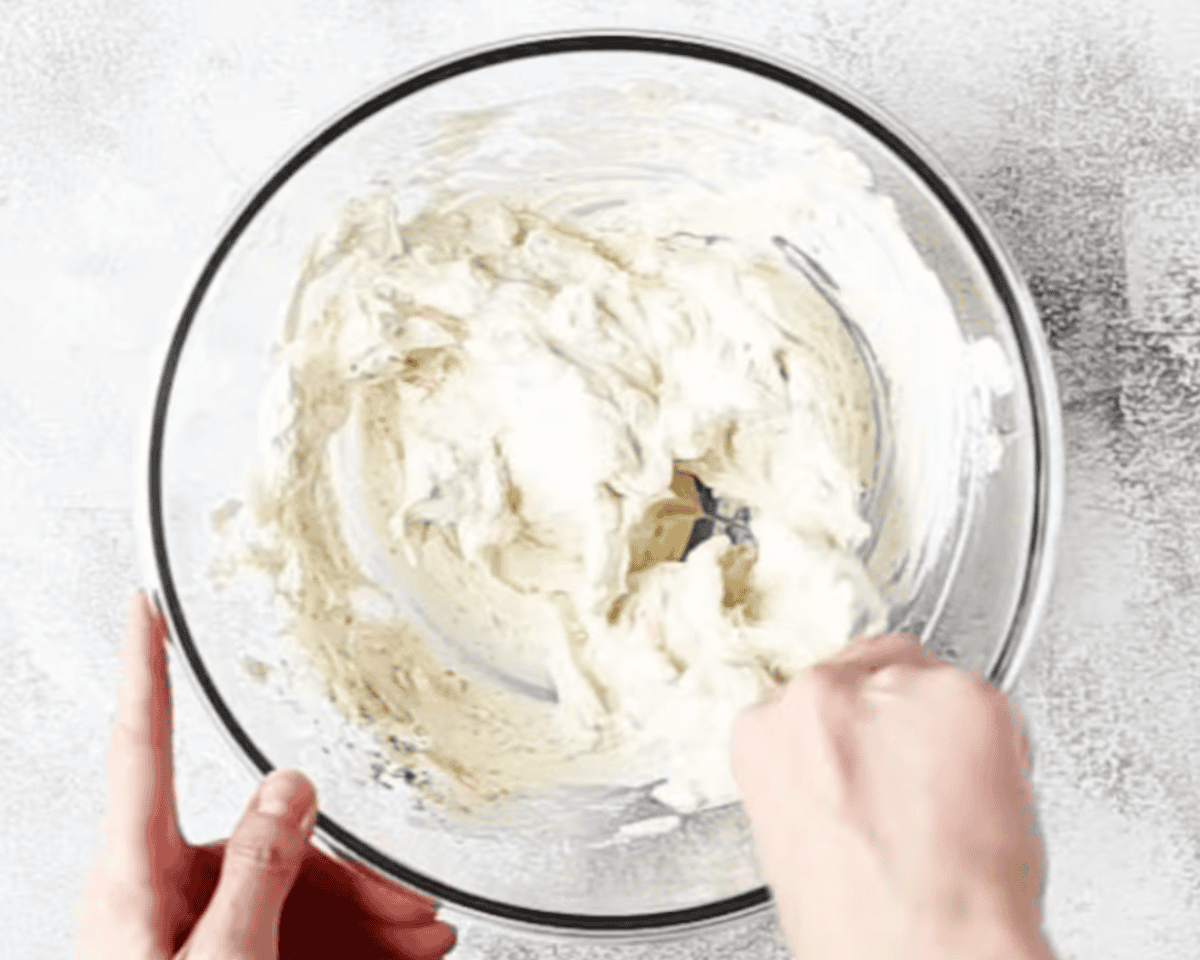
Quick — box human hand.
[732,633,1054,960]
[75,592,457,960]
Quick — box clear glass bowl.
[141,32,1062,937]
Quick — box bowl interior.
[150,36,1050,931]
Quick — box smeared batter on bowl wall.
[242,184,890,815]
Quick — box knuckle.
[109,717,150,755]
[928,666,1022,732]
[871,660,921,688]
[929,662,988,700]
[223,828,293,880]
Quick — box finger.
[103,591,182,883]
[730,677,802,804]
[170,844,223,953]
[374,919,458,960]
[339,856,440,925]
[275,848,442,958]
[825,631,931,677]
[198,843,440,932]
[188,769,318,960]
[730,682,821,873]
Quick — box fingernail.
[257,769,316,826]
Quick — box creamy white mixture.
[241,94,977,815]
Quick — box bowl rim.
[140,27,1063,937]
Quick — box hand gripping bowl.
[142,33,1062,938]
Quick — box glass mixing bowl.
[141,32,1062,937]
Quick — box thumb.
[188,769,318,960]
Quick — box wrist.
[920,903,1054,960]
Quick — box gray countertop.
[4,1,1199,957]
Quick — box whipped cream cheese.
[239,90,974,814]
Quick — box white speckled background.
[4,1,1200,957]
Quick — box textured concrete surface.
[3,1,1200,957]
